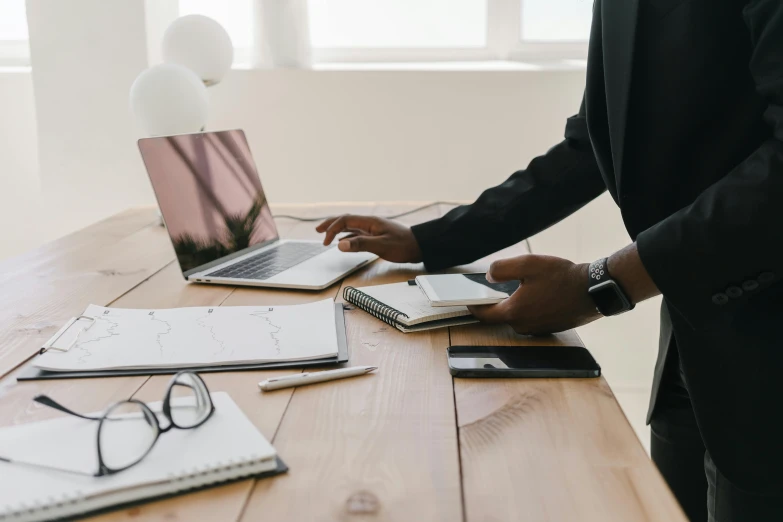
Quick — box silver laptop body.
[138,129,376,290]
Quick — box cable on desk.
[271,201,464,222]
[273,201,535,255]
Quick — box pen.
[258,366,378,391]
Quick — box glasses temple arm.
[33,395,103,421]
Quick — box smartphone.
[415,273,520,307]
[447,345,601,378]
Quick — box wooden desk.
[0,203,685,522]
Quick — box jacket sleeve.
[636,0,783,329]
[410,96,606,271]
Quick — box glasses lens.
[168,372,212,428]
[99,401,159,471]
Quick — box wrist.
[403,228,423,263]
[572,262,591,287]
[607,243,660,305]
[571,262,602,321]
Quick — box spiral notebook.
[0,393,286,522]
[343,282,478,333]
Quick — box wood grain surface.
[0,204,685,522]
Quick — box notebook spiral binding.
[166,454,259,482]
[3,456,265,519]
[6,491,82,518]
[343,287,409,328]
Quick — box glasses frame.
[27,371,215,477]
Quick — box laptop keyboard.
[206,242,333,281]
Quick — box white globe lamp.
[162,14,234,86]
[129,63,209,137]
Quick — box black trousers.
[650,341,783,522]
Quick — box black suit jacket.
[411,0,783,490]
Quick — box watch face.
[589,280,631,316]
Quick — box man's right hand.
[315,215,423,263]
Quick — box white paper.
[0,393,277,518]
[35,299,338,371]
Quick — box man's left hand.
[468,254,601,335]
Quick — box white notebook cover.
[0,393,280,522]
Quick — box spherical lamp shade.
[162,15,234,86]
[129,64,208,136]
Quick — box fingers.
[487,255,538,283]
[320,215,377,246]
[321,216,349,245]
[338,235,384,255]
[315,216,339,233]
[467,301,511,324]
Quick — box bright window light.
[178,0,253,48]
[0,0,28,40]
[521,0,592,41]
[308,0,487,48]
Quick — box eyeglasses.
[3,371,214,477]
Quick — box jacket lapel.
[601,0,639,189]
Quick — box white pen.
[258,366,378,391]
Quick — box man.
[317,1,782,520]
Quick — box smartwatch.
[587,258,635,316]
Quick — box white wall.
[0,71,37,191]
[0,69,42,255]
[27,0,151,222]
[6,3,586,212]
[0,67,586,233]
[207,69,584,205]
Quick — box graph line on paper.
[196,314,229,355]
[250,309,282,354]
[76,315,120,363]
[150,314,172,356]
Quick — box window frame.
[2,0,591,68]
[310,0,589,64]
[0,0,31,67]
[0,40,30,67]
[172,0,590,67]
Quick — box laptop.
[138,129,377,290]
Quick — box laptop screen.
[139,130,279,274]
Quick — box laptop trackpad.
[264,248,376,286]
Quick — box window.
[0,0,28,41]
[178,0,253,64]
[0,0,30,66]
[308,0,487,48]
[521,0,593,41]
[177,0,591,65]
